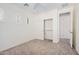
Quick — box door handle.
[70,32,73,33]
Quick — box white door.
[44,19,53,40]
[59,11,73,48]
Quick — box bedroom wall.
[35,9,59,43]
[0,4,43,51]
[74,4,79,54]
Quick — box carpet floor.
[0,39,78,55]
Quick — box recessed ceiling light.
[24,3,29,7]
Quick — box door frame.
[44,18,53,40]
[58,7,74,48]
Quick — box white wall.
[36,9,59,43]
[74,4,79,54]
[0,4,43,51]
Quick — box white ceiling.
[0,3,71,14]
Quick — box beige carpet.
[0,39,78,55]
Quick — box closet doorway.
[59,8,74,48]
[44,18,53,41]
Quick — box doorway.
[44,18,53,41]
[59,11,73,48]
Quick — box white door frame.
[44,18,53,40]
[58,7,74,48]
